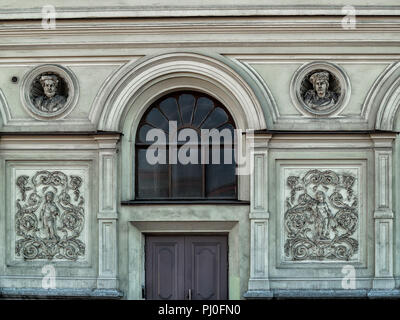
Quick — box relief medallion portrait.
[32,73,67,113]
[290,61,351,116]
[20,64,79,119]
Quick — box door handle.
[188,289,192,300]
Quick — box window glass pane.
[201,107,228,129]
[218,123,235,135]
[218,123,235,145]
[172,147,202,198]
[177,128,199,145]
[159,97,181,125]
[136,91,237,200]
[193,97,214,127]
[138,124,157,143]
[206,148,236,198]
[137,149,169,198]
[178,93,195,125]
[146,108,169,132]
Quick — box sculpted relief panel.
[283,167,360,262]
[14,169,87,261]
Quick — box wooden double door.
[145,235,228,300]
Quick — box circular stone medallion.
[20,64,79,120]
[290,61,351,116]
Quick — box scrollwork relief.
[15,171,85,261]
[284,169,359,261]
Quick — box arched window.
[136,91,237,200]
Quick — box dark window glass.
[179,93,196,125]
[193,97,214,127]
[146,108,169,132]
[206,148,236,198]
[172,163,202,198]
[159,97,181,125]
[137,149,169,198]
[136,91,237,200]
[201,107,228,129]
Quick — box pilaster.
[95,135,120,289]
[244,134,273,298]
[371,134,396,289]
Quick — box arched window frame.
[135,90,238,200]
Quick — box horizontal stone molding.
[245,289,400,299]
[0,288,123,299]
[1,5,400,20]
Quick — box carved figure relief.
[15,171,85,260]
[21,64,79,119]
[32,74,67,114]
[284,169,359,261]
[302,71,339,111]
[290,61,351,116]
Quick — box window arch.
[135,91,237,200]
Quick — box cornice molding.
[1,18,400,33]
[1,5,400,20]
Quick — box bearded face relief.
[32,74,67,114]
[303,71,339,111]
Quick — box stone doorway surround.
[126,219,243,300]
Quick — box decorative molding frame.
[128,220,240,300]
[93,51,274,132]
[290,61,351,117]
[0,88,10,128]
[20,64,79,121]
[365,62,400,131]
[93,51,275,201]
[244,133,396,297]
[0,133,121,292]
[277,162,367,268]
[1,5,400,20]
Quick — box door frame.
[145,234,229,300]
[128,221,240,300]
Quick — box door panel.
[185,236,228,300]
[145,236,185,300]
[145,235,228,300]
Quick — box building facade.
[1,1,400,299]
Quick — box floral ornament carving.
[15,171,85,260]
[284,169,359,261]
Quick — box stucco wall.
[0,8,400,299]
